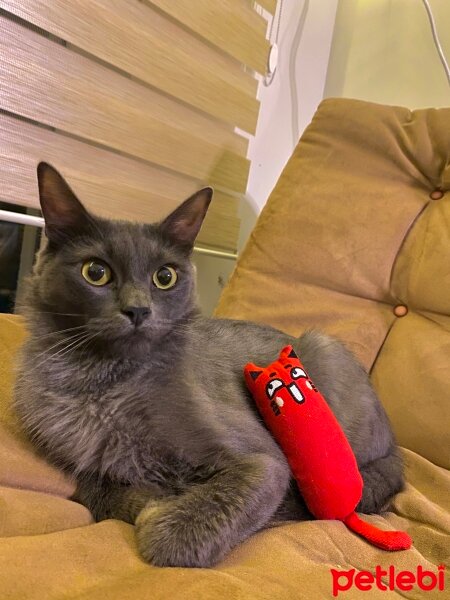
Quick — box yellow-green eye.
[81,260,112,286]
[152,266,177,290]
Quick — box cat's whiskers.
[24,333,96,373]
[30,330,91,363]
[17,308,85,318]
[78,334,99,362]
[16,331,93,382]
[38,312,85,317]
[45,331,94,360]
[43,330,103,366]
[30,325,88,342]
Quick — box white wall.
[192,252,236,316]
[196,0,339,314]
[240,0,338,248]
[324,0,450,108]
[197,0,449,315]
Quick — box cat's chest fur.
[16,348,194,488]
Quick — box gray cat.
[14,163,404,568]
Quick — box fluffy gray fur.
[14,164,404,567]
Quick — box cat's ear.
[37,162,92,245]
[160,188,213,249]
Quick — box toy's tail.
[343,512,412,551]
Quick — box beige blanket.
[0,315,449,599]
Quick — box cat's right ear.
[160,187,213,251]
[37,163,92,246]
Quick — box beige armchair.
[1,98,448,599]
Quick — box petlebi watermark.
[331,564,446,597]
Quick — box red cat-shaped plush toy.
[244,345,412,551]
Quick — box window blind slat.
[146,0,270,74]
[0,113,240,252]
[0,16,249,193]
[0,0,260,133]
[256,0,277,14]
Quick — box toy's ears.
[280,345,298,360]
[245,363,263,381]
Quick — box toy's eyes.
[152,266,178,290]
[266,378,283,399]
[291,367,307,379]
[81,260,112,286]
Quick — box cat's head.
[25,163,212,355]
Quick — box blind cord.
[263,0,284,86]
[420,0,450,86]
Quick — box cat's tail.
[343,511,412,551]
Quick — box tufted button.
[393,304,408,317]
[430,189,444,200]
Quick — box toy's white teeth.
[275,396,284,407]
[288,383,305,404]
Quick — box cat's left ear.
[160,188,213,249]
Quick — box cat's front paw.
[135,499,224,568]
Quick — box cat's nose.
[121,306,150,327]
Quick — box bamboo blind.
[0,1,276,252]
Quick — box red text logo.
[331,565,445,597]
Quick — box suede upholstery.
[1,99,449,598]
[217,98,450,471]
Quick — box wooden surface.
[0,0,260,132]
[257,0,277,14]
[147,0,270,74]
[0,113,239,251]
[0,0,270,251]
[0,16,249,193]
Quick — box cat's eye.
[152,266,177,290]
[81,260,112,286]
